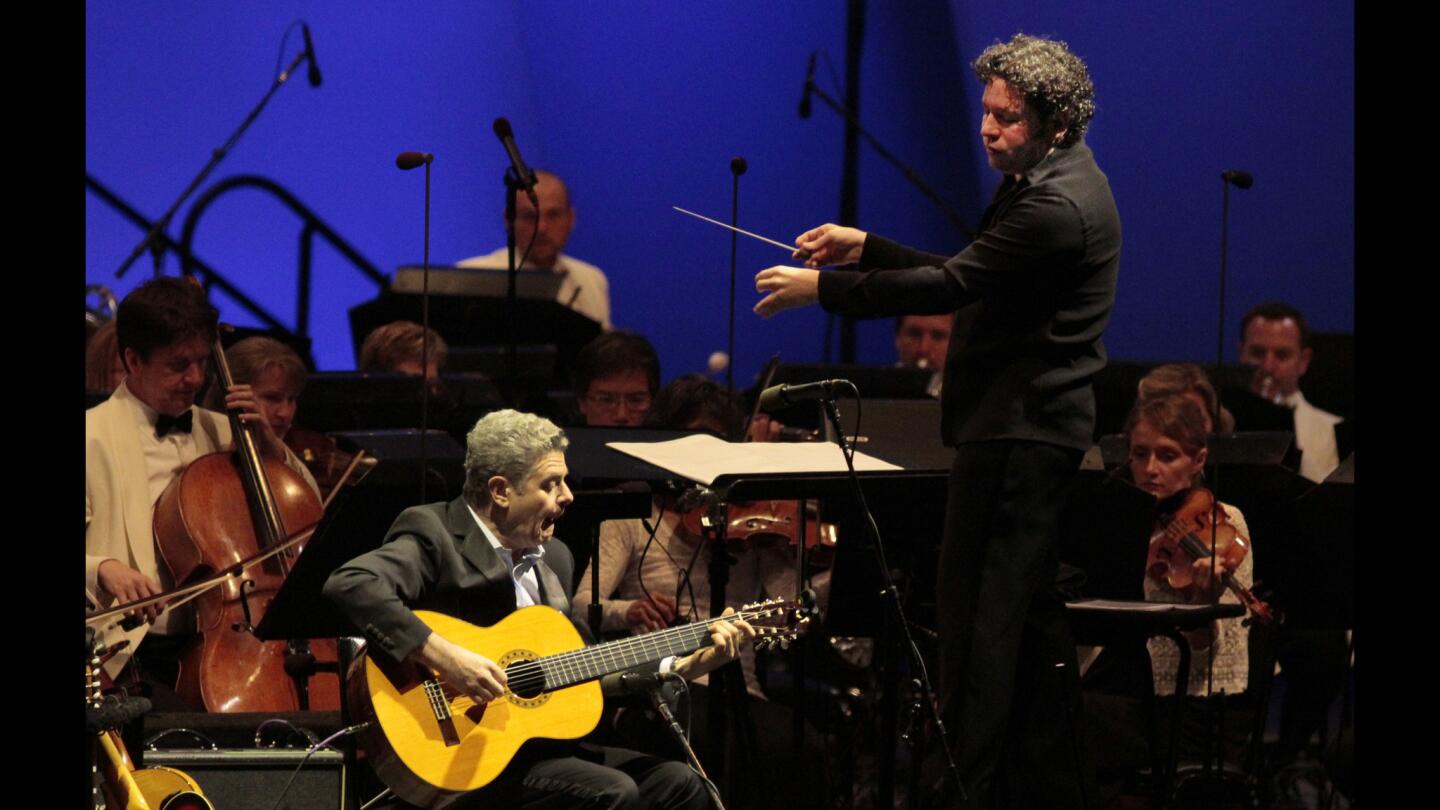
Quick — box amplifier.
[142,748,346,810]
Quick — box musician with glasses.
[573,331,660,427]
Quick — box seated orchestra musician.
[1083,391,1259,791]
[86,319,128,394]
[456,168,613,330]
[572,374,830,806]
[894,313,953,398]
[323,409,755,809]
[1136,362,1235,433]
[1127,394,1254,691]
[206,335,321,497]
[359,319,449,393]
[85,277,317,709]
[572,330,660,427]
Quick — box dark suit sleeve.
[819,191,1085,317]
[323,515,447,665]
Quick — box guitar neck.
[535,614,737,691]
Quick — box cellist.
[85,277,316,710]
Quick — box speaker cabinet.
[142,749,346,810]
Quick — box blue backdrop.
[86,1,1354,383]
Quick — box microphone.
[492,117,540,207]
[85,695,153,734]
[757,379,850,412]
[730,156,747,176]
[301,24,322,88]
[617,671,683,695]
[798,51,817,119]
[396,151,433,170]
[1221,169,1253,189]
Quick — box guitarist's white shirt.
[466,502,546,608]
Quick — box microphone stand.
[418,159,434,503]
[648,677,728,810]
[503,168,525,408]
[726,158,746,397]
[1194,169,1253,798]
[113,48,313,280]
[816,385,966,804]
[803,80,975,241]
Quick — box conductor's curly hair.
[973,34,1096,148]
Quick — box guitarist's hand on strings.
[417,633,509,704]
[674,608,756,681]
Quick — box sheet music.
[607,434,901,485]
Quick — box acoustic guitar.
[348,600,805,807]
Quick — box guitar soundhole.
[498,649,548,705]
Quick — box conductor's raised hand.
[754,266,820,318]
[793,223,867,268]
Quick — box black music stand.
[348,289,601,387]
[255,482,412,810]
[1066,600,1247,804]
[297,372,505,443]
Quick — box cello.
[151,324,327,712]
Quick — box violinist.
[573,376,802,675]
[1127,394,1254,695]
[1082,393,1258,798]
[570,374,829,807]
[85,277,316,708]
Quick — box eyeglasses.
[584,392,652,411]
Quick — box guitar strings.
[427,605,785,704]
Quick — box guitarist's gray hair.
[463,409,569,506]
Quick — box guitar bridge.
[423,679,461,747]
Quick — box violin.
[680,499,838,566]
[1145,487,1276,625]
[285,425,376,495]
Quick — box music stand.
[348,289,601,387]
[612,434,945,809]
[256,481,417,810]
[298,372,504,442]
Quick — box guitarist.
[324,409,754,809]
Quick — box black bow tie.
[155,410,194,438]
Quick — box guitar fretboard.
[506,610,762,694]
